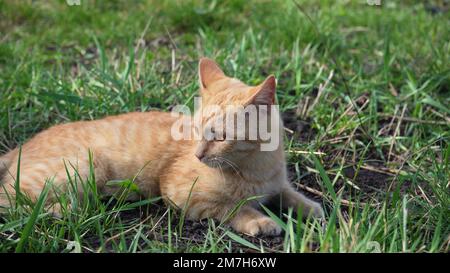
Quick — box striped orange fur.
[0,58,323,236]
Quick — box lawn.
[0,0,449,253]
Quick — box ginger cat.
[0,58,323,236]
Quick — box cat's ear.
[198,57,225,90]
[246,75,277,105]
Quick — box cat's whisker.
[216,159,226,184]
[217,156,242,178]
[209,157,226,184]
[222,158,240,171]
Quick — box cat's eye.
[214,132,226,142]
[206,127,226,142]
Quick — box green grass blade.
[225,231,259,251]
[15,181,51,253]
[311,153,337,202]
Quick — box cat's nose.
[195,153,205,161]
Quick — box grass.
[0,0,449,253]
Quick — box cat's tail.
[0,149,16,180]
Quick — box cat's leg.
[280,184,324,218]
[162,188,281,236]
[160,171,282,236]
[187,202,281,236]
[229,205,282,236]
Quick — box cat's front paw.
[243,217,282,236]
[309,201,325,219]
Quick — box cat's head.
[193,58,281,169]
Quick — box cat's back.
[21,111,180,154]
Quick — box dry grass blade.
[294,183,379,208]
[388,104,407,163]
